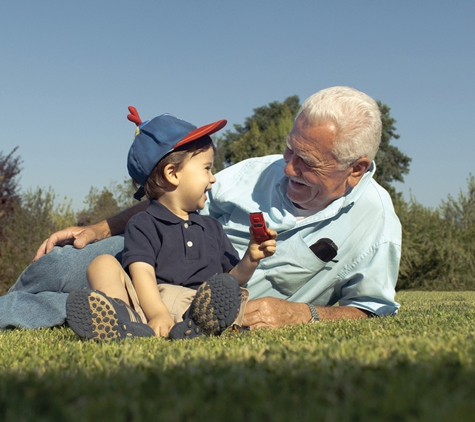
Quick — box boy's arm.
[128,261,175,338]
[229,228,277,286]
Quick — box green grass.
[1,291,475,421]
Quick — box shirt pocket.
[259,233,328,296]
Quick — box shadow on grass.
[1,357,474,422]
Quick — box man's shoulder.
[356,178,402,237]
[365,179,398,213]
[214,155,285,191]
[217,155,285,177]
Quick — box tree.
[394,176,475,291]
[76,179,136,226]
[76,187,121,226]
[0,147,22,221]
[439,174,475,231]
[0,187,76,294]
[214,95,300,172]
[214,96,411,200]
[373,101,411,198]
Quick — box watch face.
[309,238,338,262]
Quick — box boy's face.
[174,147,216,214]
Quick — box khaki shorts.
[123,273,249,327]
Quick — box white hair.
[297,86,381,168]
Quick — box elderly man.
[0,86,401,330]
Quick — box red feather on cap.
[127,106,142,126]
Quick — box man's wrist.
[307,303,320,323]
[94,219,112,239]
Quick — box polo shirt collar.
[146,200,204,227]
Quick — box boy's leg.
[156,284,250,326]
[86,254,130,305]
[66,253,156,341]
[157,284,196,323]
[0,236,124,329]
[169,274,244,340]
[66,288,154,341]
[124,278,250,339]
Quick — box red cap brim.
[175,119,227,148]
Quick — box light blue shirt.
[202,155,401,316]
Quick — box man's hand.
[33,221,110,262]
[243,297,371,329]
[243,297,311,329]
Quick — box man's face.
[283,114,354,212]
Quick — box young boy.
[66,107,277,341]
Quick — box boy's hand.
[147,311,175,338]
[248,228,277,261]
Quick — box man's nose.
[284,155,301,177]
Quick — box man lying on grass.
[0,86,401,331]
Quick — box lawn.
[1,291,474,421]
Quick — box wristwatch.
[307,303,320,323]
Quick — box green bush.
[76,179,135,226]
[396,175,475,290]
[0,188,75,295]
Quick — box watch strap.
[307,303,320,323]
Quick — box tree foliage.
[76,179,136,226]
[395,177,475,290]
[214,95,300,172]
[373,101,411,198]
[0,188,76,295]
[0,147,22,221]
[439,174,475,231]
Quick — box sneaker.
[66,288,155,341]
[169,273,242,340]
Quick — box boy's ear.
[163,163,179,187]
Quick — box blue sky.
[1,1,474,211]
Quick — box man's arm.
[33,201,148,261]
[242,297,371,329]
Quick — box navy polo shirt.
[122,200,241,290]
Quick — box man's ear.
[347,157,372,188]
[163,163,179,187]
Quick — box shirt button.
[187,241,193,247]
[184,223,189,229]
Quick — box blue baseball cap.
[126,106,227,198]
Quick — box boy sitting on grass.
[66,107,277,341]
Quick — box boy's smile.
[160,147,216,219]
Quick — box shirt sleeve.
[122,213,161,270]
[337,240,401,316]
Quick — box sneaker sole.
[66,289,154,341]
[169,274,241,340]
